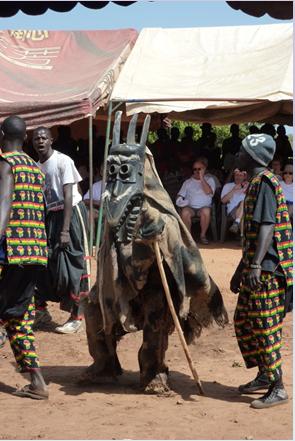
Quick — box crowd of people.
[0,115,293,410]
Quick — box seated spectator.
[275,125,293,160]
[83,165,103,228]
[270,156,283,181]
[260,123,276,138]
[150,127,169,175]
[221,169,248,235]
[76,160,89,196]
[249,125,260,134]
[176,157,215,244]
[168,126,181,160]
[280,163,293,222]
[222,124,242,172]
[179,126,198,162]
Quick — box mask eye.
[119,163,131,177]
[108,164,119,176]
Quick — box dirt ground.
[0,242,292,440]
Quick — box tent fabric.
[0,2,136,17]
[111,24,293,124]
[0,29,138,128]
[226,1,293,20]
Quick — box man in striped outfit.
[0,115,48,399]
[230,133,293,409]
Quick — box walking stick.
[153,240,204,395]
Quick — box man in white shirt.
[33,127,90,334]
[176,157,215,244]
[221,169,248,235]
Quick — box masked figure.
[82,112,228,393]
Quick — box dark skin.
[32,128,72,248]
[230,146,275,293]
[0,129,47,395]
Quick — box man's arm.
[200,171,214,195]
[247,223,275,290]
[0,161,14,236]
[60,183,73,248]
[221,184,240,204]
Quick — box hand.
[230,271,242,294]
[59,231,70,248]
[246,268,262,290]
[199,168,205,180]
[233,183,242,191]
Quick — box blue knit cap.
[242,133,276,167]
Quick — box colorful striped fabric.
[0,151,48,266]
[243,169,293,287]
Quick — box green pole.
[95,101,113,255]
[88,114,94,255]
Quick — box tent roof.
[111,23,293,125]
[0,28,138,128]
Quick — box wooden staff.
[153,240,204,395]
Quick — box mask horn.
[127,114,138,145]
[112,111,122,147]
[140,114,151,147]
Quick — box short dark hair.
[1,115,26,141]
[33,126,52,136]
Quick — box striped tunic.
[0,151,48,266]
[243,169,293,286]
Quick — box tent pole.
[88,114,94,257]
[95,101,113,255]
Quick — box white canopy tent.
[110,23,293,124]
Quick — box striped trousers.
[234,272,286,382]
[2,300,40,372]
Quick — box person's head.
[282,163,293,184]
[1,115,27,150]
[233,168,247,184]
[230,124,239,137]
[184,126,194,139]
[201,122,212,136]
[277,125,286,137]
[270,156,282,175]
[32,126,53,161]
[156,127,167,141]
[248,125,259,134]
[236,133,276,173]
[171,127,180,141]
[260,123,276,138]
[192,157,208,180]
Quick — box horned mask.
[104,111,151,243]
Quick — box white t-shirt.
[221,182,246,214]
[176,176,216,209]
[83,180,103,202]
[37,150,82,211]
[280,181,293,203]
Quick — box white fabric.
[176,176,216,209]
[111,24,292,124]
[83,180,103,202]
[38,150,82,211]
[221,182,246,214]
[280,181,293,203]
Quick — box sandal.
[0,326,7,349]
[13,384,49,400]
[200,237,209,245]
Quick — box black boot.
[250,377,288,409]
[238,371,271,394]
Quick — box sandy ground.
[0,242,292,440]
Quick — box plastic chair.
[220,203,232,242]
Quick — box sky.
[0,1,291,30]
